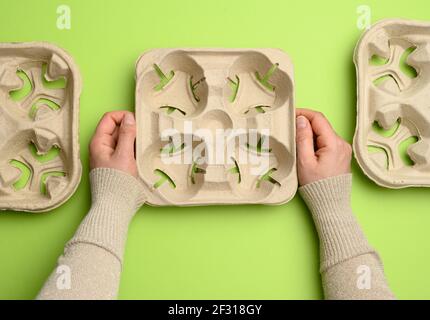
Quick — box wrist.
[90,167,146,211]
[299,174,352,207]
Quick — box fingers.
[296,108,338,150]
[296,115,317,165]
[94,111,127,136]
[295,108,353,185]
[115,112,136,157]
[90,111,129,155]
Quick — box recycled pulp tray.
[135,48,297,205]
[0,42,81,212]
[354,19,430,188]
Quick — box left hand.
[89,111,138,177]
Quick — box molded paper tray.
[0,42,81,212]
[135,48,297,205]
[354,19,430,188]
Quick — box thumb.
[296,115,316,165]
[115,112,136,157]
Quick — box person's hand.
[89,111,138,177]
[295,108,352,186]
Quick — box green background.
[0,0,429,300]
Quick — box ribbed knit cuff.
[299,174,375,272]
[66,168,147,265]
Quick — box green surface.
[0,0,429,300]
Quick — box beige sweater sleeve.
[299,174,395,300]
[36,168,146,300]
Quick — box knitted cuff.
[299,174,375,272]
[66,168,147,265]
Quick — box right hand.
[295,108,352,186]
